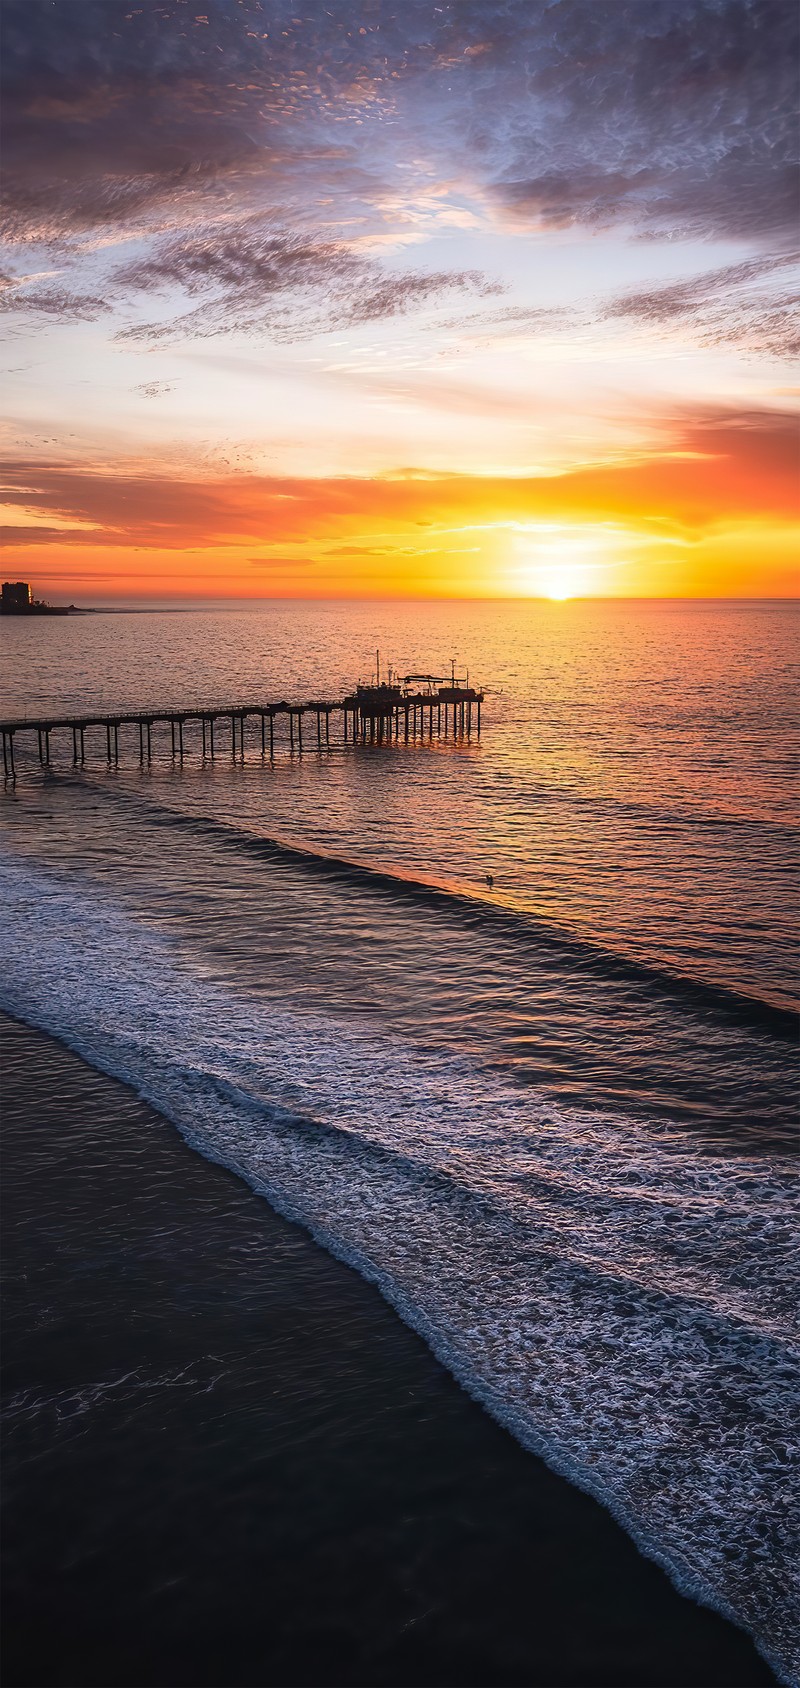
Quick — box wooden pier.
[0,675,483,778]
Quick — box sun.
[513,525,610,599]
[540,563,582,600]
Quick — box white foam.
[2,850,798,1684]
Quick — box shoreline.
[1,1009,777,1688]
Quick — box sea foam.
[2,850,798,1684]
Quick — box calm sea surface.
[1,599,798,1681]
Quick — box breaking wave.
[1,849,797,1684]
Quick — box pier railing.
[1,687,483,777]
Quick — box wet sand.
[0,1011,776,1688]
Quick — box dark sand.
[1,1012,776,1688]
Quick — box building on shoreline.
[1,581,72,616]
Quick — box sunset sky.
[1,0,797,602]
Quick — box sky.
[1,0,798,602]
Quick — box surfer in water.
[485,873,494,890]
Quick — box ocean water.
[1,598,798,1682]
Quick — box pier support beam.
[3,731,16,779]
[0,685,483,775]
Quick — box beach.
[2,1010,778,1688]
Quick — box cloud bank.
[1,0,797,347]
[3,405,796,556]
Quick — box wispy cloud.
[112,222,498,343]
[604,253,800,357]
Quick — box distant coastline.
[0,604,78,617]
[0,603,197,617]
[0,579,186,617]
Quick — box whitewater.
[2,848,797,1685]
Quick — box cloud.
[112,222,497,342]
[604,253,800,357]
[0,280,111,320]
[2,0,796,264]
[2,404,796,556]
[454,0,799,244]
[434,303,577,344]
[133,379,174,398]
[0,523,109,544]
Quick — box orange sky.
[4,403,798,600]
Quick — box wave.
[53,774,800,1040]
[1,847,797,1685]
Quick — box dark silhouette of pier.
[1,669,483,779]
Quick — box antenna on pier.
[376,648,380,686]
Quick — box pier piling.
[0,672,483,772]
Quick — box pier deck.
[0,685,483,777]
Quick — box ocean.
[1,597,798,1684]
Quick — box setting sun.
[513,527,608,599]
[543,569,579,600]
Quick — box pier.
[0,669,483,779]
